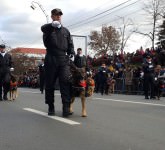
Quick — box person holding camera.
[41,8,75,117]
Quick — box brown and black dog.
[10,74,18,101]
[107,75,116,95]
[86,75,95,97]
[69,62,95,117]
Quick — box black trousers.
[39,73,45,92]
[44,55,72,105]
[0,72,10,97]
[143,73,154,98]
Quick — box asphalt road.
[0,88,165,150]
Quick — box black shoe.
[0,97,2,101]
[63,111,73,117]
[48,104,55,116]
[68,112,73,115]
[48,111,55,116]
[145,96,149,99]
[150,96,156,99]
[62,103,70,118]
[3,95,8,100]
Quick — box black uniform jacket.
[0,53,12,74]
[143,61,154,74]
[41,23,75,56]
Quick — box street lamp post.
[30,1,49,23]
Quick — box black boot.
[63,103,71,118]
[3,95,8,100]
[150,96,156,99]
[145,96,149,99]
[48,104,55,116]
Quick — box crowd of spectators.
[86,46,165,95]
[18,69,39,88]
[17,46,165,95]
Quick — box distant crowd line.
[17,46,165,96]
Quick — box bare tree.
[117,17,138,52]
[157,13,165,48]
[88,25,120,57]
[135,0,165,48]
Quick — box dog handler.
[41,8,75,117]
[0,44,13,101]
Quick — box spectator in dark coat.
[0,44,13,100]
[38,59,45,94]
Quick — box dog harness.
[10,81,17,90]
[79,80,86,87]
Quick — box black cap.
[77,48,82,51]
[0,44,5,48]
[51,8,63,15]
[146,55,151,59]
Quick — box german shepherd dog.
[10,74,18,100]
[107,75,116,95]
[69,62,95,117]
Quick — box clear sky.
[0,0,160,55]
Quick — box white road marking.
[20,89,165,107]
[23,108,80,125]
[93,97,165,107]
[19,90,61,95]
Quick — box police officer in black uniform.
[97,63,109,95]
[38,58,45,94]
[143,55,155,99]
[41,8,75,117]
[0,44,13,101]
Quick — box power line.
[68,0,142,30]
[66,0,135,28]
[70,8,143,35]
[64,0,116,25]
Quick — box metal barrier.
[114,78,144,95]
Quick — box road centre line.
[93,97,165,107]
[23,108,80,125]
